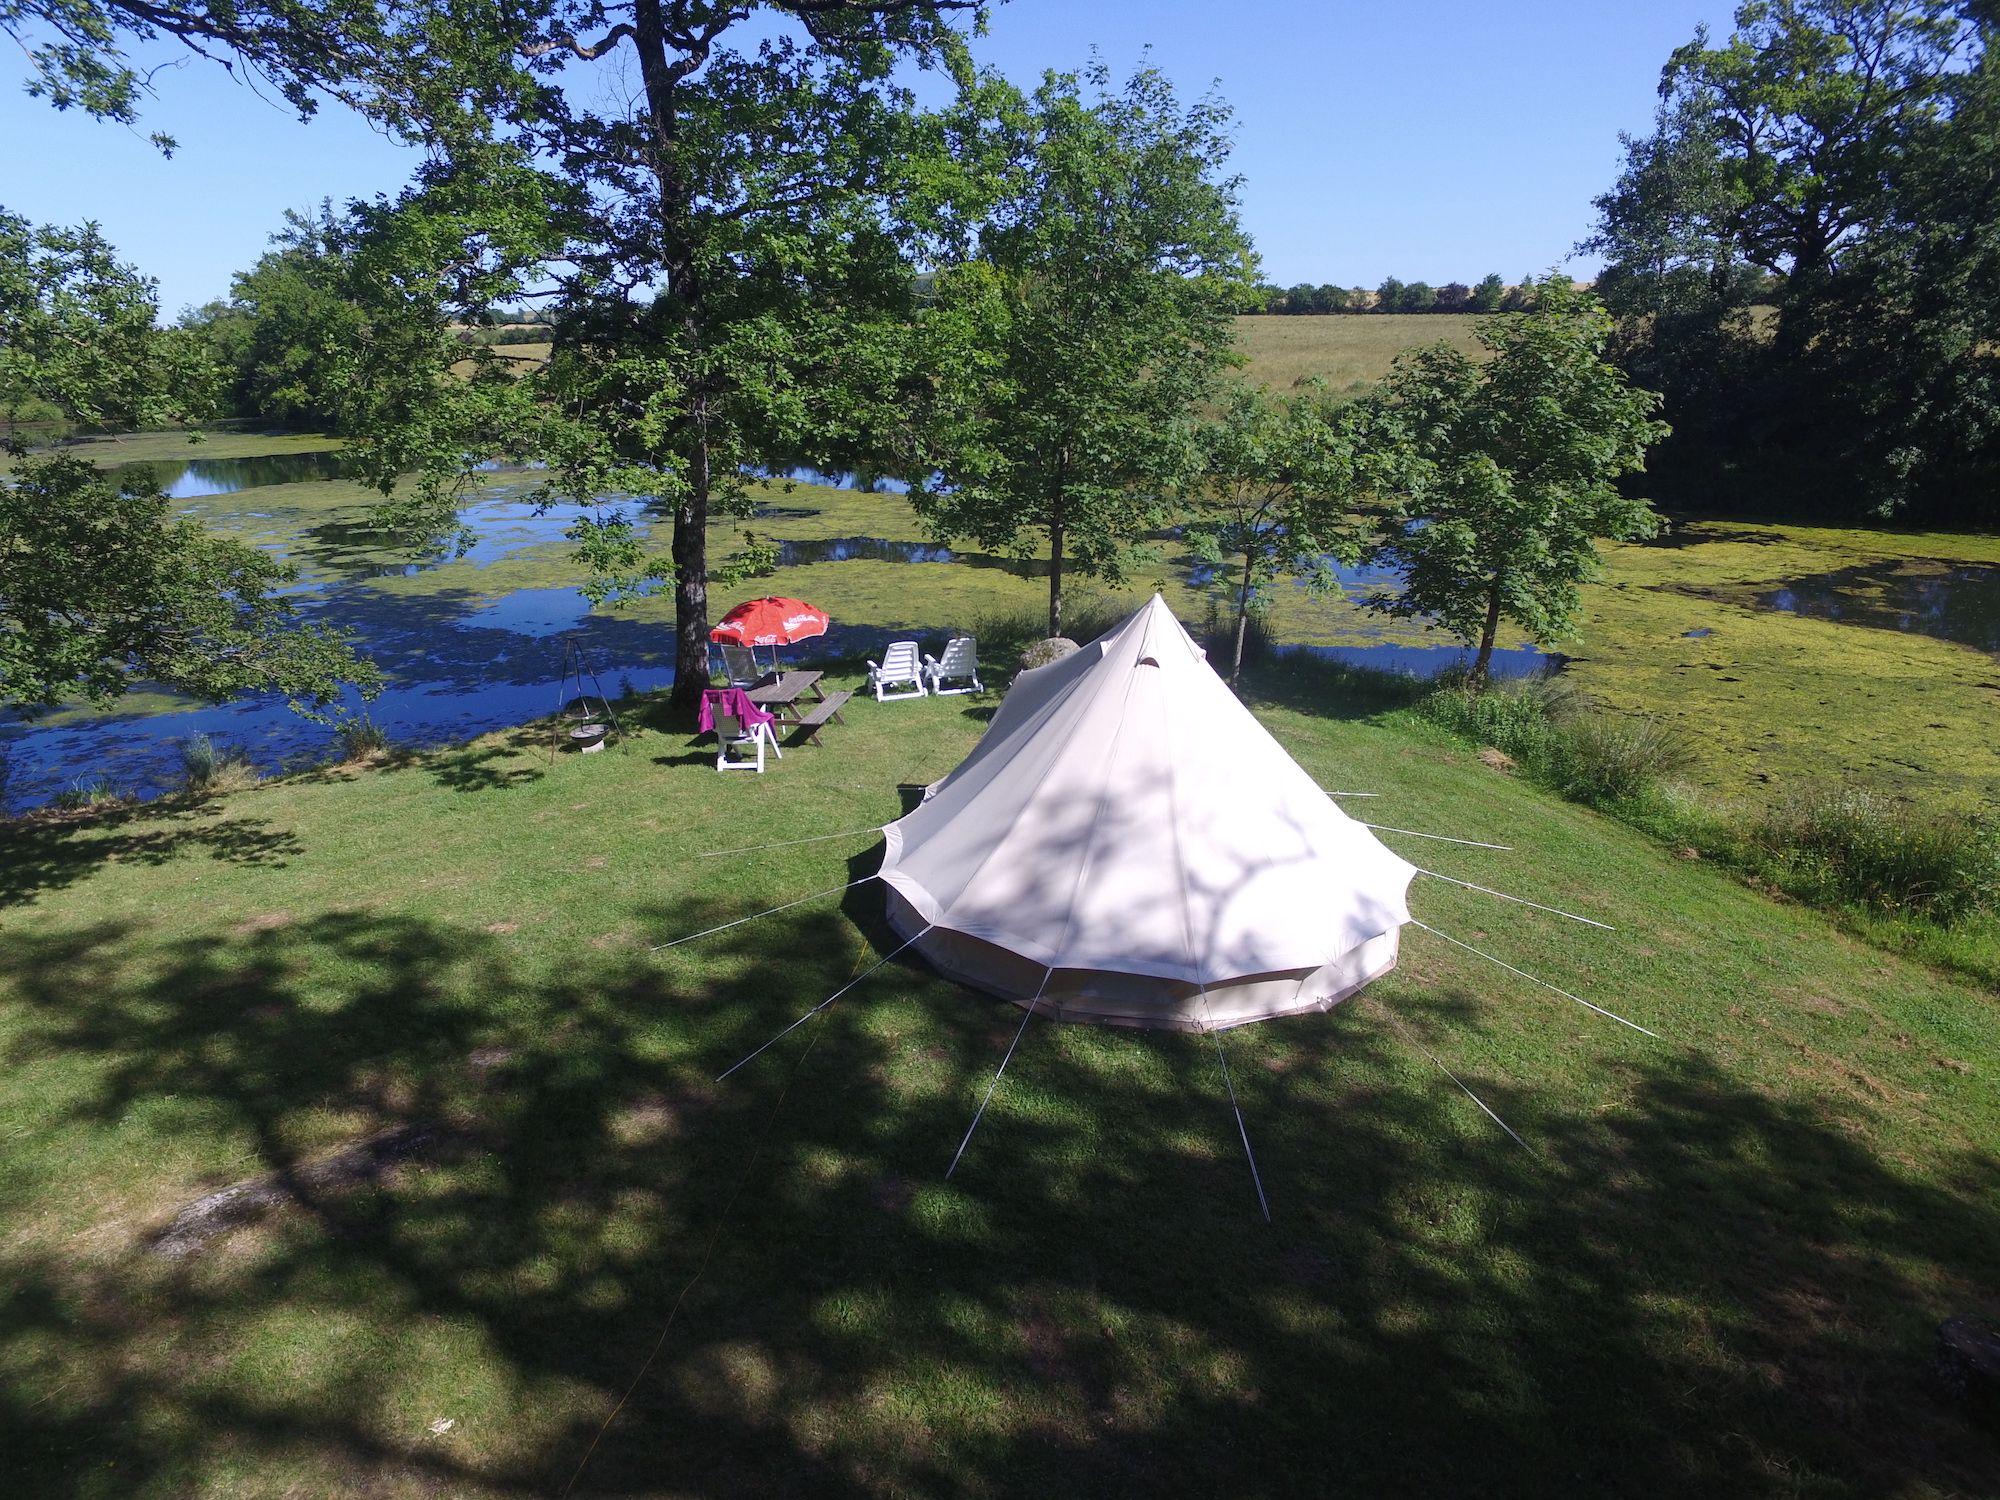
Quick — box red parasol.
[708,596,831,649]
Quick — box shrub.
[1545,710,1699,805]
[1419,676,1693,809]
[54,774,127,810]
[1740,787,1999,923]
[966,593,1127,685]
[334,716,391,762]
[178,733,260,795]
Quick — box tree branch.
[523,24,637,61]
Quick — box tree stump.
[1935,1316,2000,1421]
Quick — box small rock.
[1476,747,1515,773]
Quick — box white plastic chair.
[923,636,982,696]
[867,641,927,701]
[718,644,764,688]
[715,702,782,773]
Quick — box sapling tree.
[1361,276,1668,682]
[1180,386,1376,686]
[912,62,1252,638]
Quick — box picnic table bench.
[789,690,853,746]
[745,670,850,745]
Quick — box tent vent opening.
[1137,655,1161,668]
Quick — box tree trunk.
[1047,503,1065,639]
[1472,576,1503,685]
[668,430,711,711]
[633,0,713,714]
[1230,552,1255,687]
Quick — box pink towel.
[699,687,774,735]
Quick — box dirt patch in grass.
[146,1123,460,1259]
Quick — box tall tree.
[11,1,997,711]
[180,205,367,426]
[1181,386,1373,686]
[1590,0,1968,356]
[0,209,376,711]
[1469,273,1506,313]
[1360,277,1668,681]
[1584,0,1983,518]
[1397,280,1436,313]
[1808,22,2000,520]
[911,62,1251,638]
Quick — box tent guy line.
[1359,823,1514,851]
[699,827,887,858]
[1376,1006,1536,1155]
[648,876,878,951]
[1412,869,1615,929]
[1203,996,1274,1223]
[945,973,1049,1180]
[715,929,930,1081]
[1407,918,1660,1037]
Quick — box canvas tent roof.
[879,594,1418,1030]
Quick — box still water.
[1,454,1555,812]
[1755,560,2000,655]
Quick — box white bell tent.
[878,593,1415,1030]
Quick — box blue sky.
[2,0,1734,315]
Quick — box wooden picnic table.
[746,669,825,715]
[747,670,852,746]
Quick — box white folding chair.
[715,703,782,773]
[866,641,927,701]
[923,636,983,696]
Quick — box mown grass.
[1,643,1996,1498]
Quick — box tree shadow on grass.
[1,902,1997,1498]
[1236,649,1431,725]
[0,802,302,908]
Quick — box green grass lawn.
[2,663,1995,1497]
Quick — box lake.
[0,447,1556,812]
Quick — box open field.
[445,318,1494,398]
[2,657,1996,1498]
[1229,313,1490,393]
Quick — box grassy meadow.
[449,315,1494,397]
[3,656,1997,1498]
[1228,312,1489,392]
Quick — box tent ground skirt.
[884,886,1400,1033]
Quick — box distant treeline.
[1243,274,1526,315]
